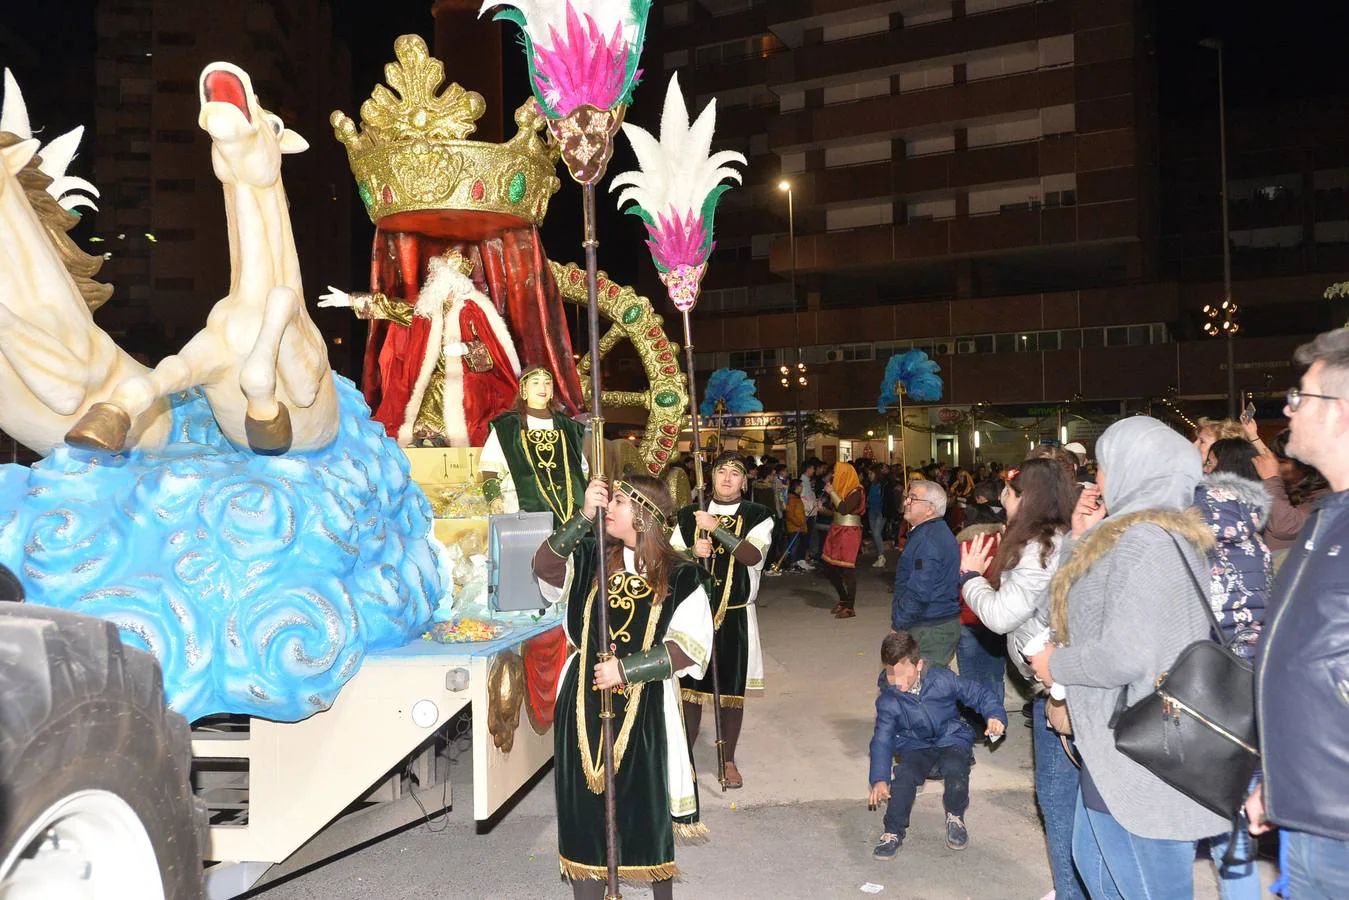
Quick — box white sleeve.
[743,516,776,570]
[536,553,574,607]
[665,584,714,680]
[479,426,507,475]
[670,519,689,552]
[962,546,1054,635]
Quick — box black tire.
[0,602,206,898]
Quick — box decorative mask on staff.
[611,72,746,312]
[480,0,652,184]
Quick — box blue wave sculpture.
[0,375,444,723]
[700,368,763,417]
[878,350,943,411]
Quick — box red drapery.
[361,217,584,442]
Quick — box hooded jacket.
[867,663,1007,786]
[1192,471,1272,658]
[1258,488,1349,840]
[1046,417,1229,841]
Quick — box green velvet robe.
[489,411,586,524]
[673,500,774,705]
[554,537,711,882]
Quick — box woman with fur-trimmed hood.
[1194,437,1272,659]
[1027,417,1229,898]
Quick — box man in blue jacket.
[1249,328,1349,895]
[892,479,961,664]
[868,630,1007,858]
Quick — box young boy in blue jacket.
[868,630,1007,858]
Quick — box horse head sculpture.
[65,62,338,455]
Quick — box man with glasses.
[891,480,961,665]
[1247,328,1349,898]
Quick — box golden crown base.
[331,35,562,226]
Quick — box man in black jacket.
[1249,327,1349,895]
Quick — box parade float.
[0,24,691,898]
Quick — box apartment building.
[651,0,1342,459]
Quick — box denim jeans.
[1032,696,1087,900]
[869,509,886,557]
[805,515,820,557]
[955,624,1006,708]
[1208,828,1262,900]
[1285,829,1349,899]
[1072,792,1196,899]
[882,745,971,838]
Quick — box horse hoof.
[245,402,292,455]
[64,402,132,452]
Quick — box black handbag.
[1108,533,1260,819]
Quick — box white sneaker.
[872,554,886,568]
[795,560,815,571]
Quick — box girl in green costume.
[534,475,714,899]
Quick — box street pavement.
[249,557,1259,900]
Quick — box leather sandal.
[835,608,856,619]
[723,760,744,789]
[831,603,844,615]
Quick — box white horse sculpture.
[0,72,173,456]
[66,62,338,454]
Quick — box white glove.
[442,341,469,358]
[317,286,351,308]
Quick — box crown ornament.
[331,35,562,226]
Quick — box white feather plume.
[611,72,745,220]
[1,68,100,211]
[1,69,31,137]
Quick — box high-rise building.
[90,0,355,370]
[651,0,1343,462]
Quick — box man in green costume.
[480,367,588,521]
[673,452,775,789]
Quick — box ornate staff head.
[480,0,652,183]
[700,368,763,418]
[611,72,746,312]
[878,350,943,412]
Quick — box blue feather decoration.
[700,368,763,417]
[878,350,943,411]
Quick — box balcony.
[768,0,907,31]
[797,137,1082,207]
[769,66,1076,151]
[768,0,1070,91]
[767,200,1139,274]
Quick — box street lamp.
[778,178,806,464]
[1201,36,1237,418]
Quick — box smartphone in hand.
[1242,402,1257,422]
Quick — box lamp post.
[1201,37,1237,418]
[779,178,806,465]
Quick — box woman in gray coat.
[1029,417,1230,899]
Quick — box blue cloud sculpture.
[700,368,763,417]
[0,375,443,723]
[878,350,943,411]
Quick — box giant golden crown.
[331,35,561,226]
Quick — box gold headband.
[714,460,747,477]
[614,480,669,529]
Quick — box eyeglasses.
[903,496,932,506]
[1287,387,1341,412]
